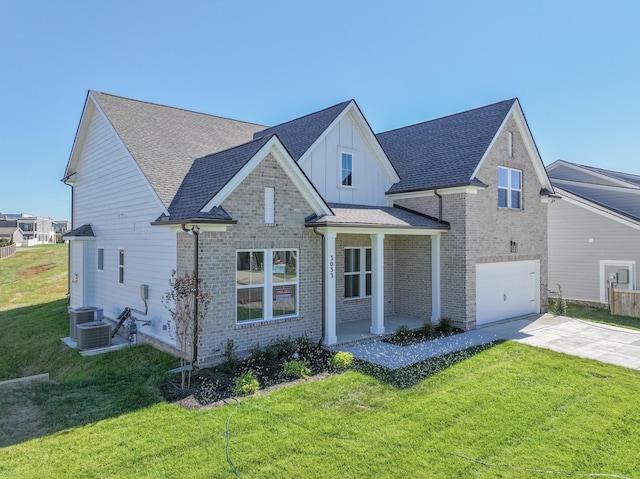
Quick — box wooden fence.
[610,287,640,318]
[0,243,16,260]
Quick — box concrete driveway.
[339,313,640,370]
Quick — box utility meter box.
[616,269,630,284]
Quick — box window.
[498,167,522,209]
[344,247,371,298]
[341,152,353,186]
[236,249,298,323]
[118,249,125,284]
[97,248,104,271]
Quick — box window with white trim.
[340,152,353,187]
[344,247,371,298]
[498,166,522,209]
[118,249,125,284]
[236,249,298,323]
[97,248,104,271]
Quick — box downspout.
[61,173,76,302]
[434,189,443,222]
[181,224,200,366]
[312,227,326,346]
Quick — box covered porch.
[306,204,450,346]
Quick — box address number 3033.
[329,255,334,279]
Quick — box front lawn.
[2,245,640,477]
[2,342,640,478]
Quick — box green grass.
[2,246,640,477]
[566,301,640,331]
[2,343,640,478]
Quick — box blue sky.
[1,1,638,221]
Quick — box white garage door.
[476,260,540,325]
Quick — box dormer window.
[498,166,522,209]
[341,152,353,187]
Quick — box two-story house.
[63,92,553,364]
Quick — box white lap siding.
[70,105,176,344]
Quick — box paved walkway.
[338,313,640,370]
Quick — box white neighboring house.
[64,91,553,365]
[0,214,56,246]
[547,160,640,305]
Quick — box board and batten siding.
[299,112,393,206]
[548,197,640,303]
[70,104,176,343]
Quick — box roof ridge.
[255,99,352,136]
[195,133,275,161]
[89,90,267,129]
[379,98,517,134]
[552,160,640,187]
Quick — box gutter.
[434,189,443,222]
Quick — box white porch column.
[370,233,385,334]
[324,231,338,345]
[431,233,442,322]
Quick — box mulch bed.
[159,343,338,408]
[382,326,464,346]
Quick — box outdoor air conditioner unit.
[69,307,103,339]
[76,321,111,350]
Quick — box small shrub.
[248,343,264,362]
[393,325,411,343]
[554,284,568,316]
[219,339,239,373]
[437,317,454,334]
[283,360,310,379]
[330,351,354,370]
[295,334,314,356]
[234,371,260,396]
[272,337,296,358]
[422,321,436,337]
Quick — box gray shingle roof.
[306,204,449,230]
[63,224,95,237]
[548,162,640,223]
[253,101,351,160]
[90,91,266,209]
[377,99,516,194]
[166,135,274,221]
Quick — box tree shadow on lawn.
[0,300,178,447]
[356,341,503,389]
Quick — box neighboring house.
[0,214,56,245]
[63,91,554,365]
[0,227,24,246]
[547,160,640,305]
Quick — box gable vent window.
[341,152,353,187]
[498,166,522,210]
[265,187,275,225]
[508,131,514,158]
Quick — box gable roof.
[547,160,640,223]
[160,134,332,224]
[166,135,274,221]
[377,99,517,194]
[66,91,266,210]
[63,224,95,238]
[253,101,352,161]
